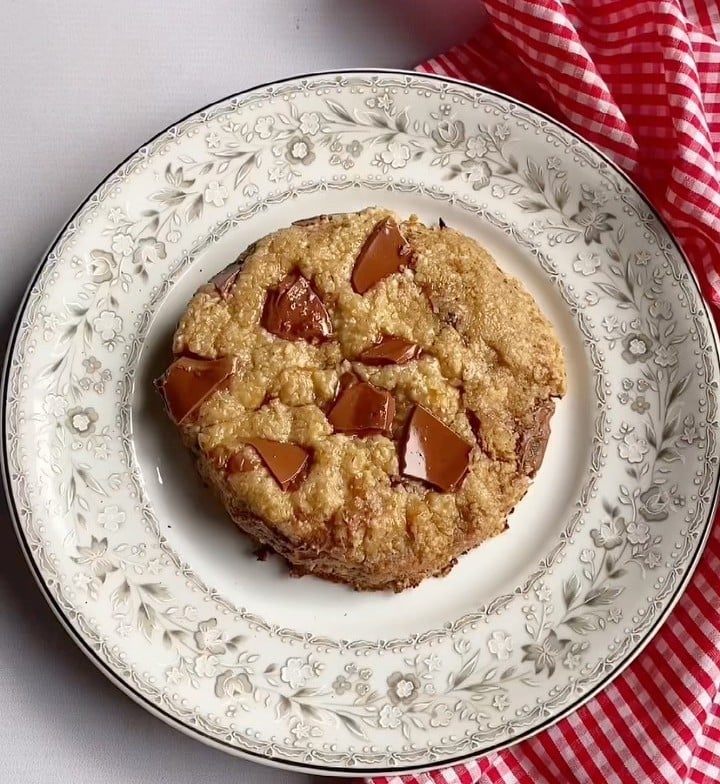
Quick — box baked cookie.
[156,208,566,591]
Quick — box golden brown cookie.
[156,208,566,591]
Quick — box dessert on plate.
[156,208,566,591]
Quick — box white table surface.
[0,2,487,782]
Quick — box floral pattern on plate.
[4,72,719,773]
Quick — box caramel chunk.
[247,438,310,490]
[207,243,256,297]
[338,371,360,393]
[351,218,412,294]
[210,263,241,297]
[400,405,472,492]
[261,271,332,343]
[328,381,395,435]
[155,356,235,425]
[359,336,419,366]
[517,400,555,476]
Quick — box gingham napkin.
[367,2,720,782]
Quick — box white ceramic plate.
[4,70,719,776]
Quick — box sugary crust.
[166,208,566,591]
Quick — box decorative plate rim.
[3,68,719,776]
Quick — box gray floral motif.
[563,651,581,670]
[254,116,274,139]
[97,505,125,532]
[573,251,601,276]
[621,333,653,364]
[650,300,673,320]
[194,618,227,655]
[290,721,321,741]
[214,670,252,698]
[487,630,513,661]
[204,181,229,207]
[89,250,116,283]
[280,657,314,689]
[93,310,123,349]
[466,161,491,190]
[133,237,166,266]
[431,119,465,146]
[111,232,134,258]
[298,112,321,135]
[570,200,615,244]
[590,517,625,549]
[378,704,403,729]
[625,522,650,545]
[387,672,420,705]
[82,356,101,374]
[71,536,116,582]
[430,703,453,727]
[80,356,111,394]
[521,631,571,676]
[680,416,698,445]
[465,135,487,159]
[654,345,678,367]
[330,139,364,169]
[630,395,650,414]
[66,407,98,436]
[43,393,67,417]
[378,141,411,171]
[618,432,649,463]
[332,675,352,695]
[194,654,220,678]
[285,136,315,165]
[645,550,663,568]
[638,485,670,522]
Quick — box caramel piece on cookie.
[400,405,472,492]
[328,381,395,436]
[248,438,310,490]
[351,218,412,294]
[155,356,236,425]
[262,271,332,343]
[517,400,555,477]
[359,336,419,366]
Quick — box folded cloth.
[367,2,720,782]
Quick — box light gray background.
[0,2,486,782]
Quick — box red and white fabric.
[367,2,720,782]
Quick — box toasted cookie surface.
[157,208,566,591]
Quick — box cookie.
[156,208,566,591]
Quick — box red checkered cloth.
[366,2,720,783]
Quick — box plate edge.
[3,67,720,776]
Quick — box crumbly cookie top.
[160,208,566,567]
